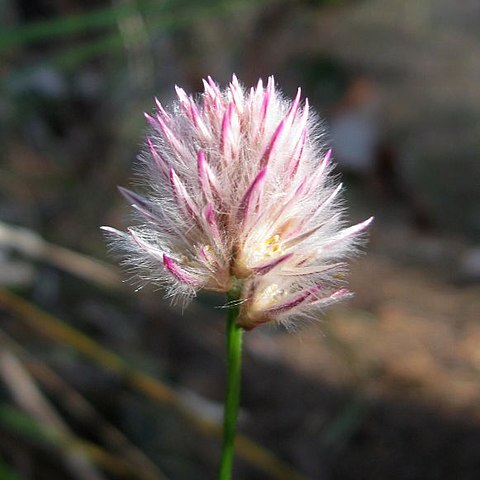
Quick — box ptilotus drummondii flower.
[103,75,372,331]
[104,75,372,479]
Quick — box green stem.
[218,284,244,480]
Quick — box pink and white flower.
[103,75,372,330]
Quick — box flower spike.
[103,76,374,480]
[104,75,372,325]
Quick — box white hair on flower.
[102,75,372,330]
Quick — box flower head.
[103,75,372,330]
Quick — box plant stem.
[218,284,244,480]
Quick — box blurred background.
[1,0,480,479]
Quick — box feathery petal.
[163,254,200,286]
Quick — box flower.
[103,75,372,330]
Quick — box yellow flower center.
[251,234,284,263]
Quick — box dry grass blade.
[0,221,121,290]
[0,289,309,480]
[0,329,168,480]
[0,349,107,480]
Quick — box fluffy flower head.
[103,75,372,330]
